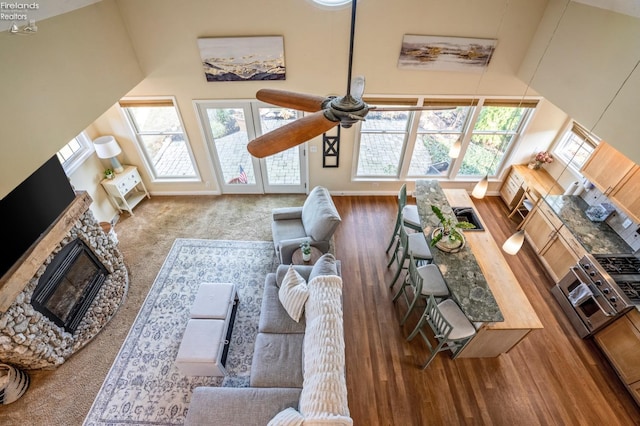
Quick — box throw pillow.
[279,265,309,322]
[267,407,304,426]
[308,253,338,282]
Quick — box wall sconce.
[93,136,124,173]
[9,20,38,35]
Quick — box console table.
[101,165,150,215]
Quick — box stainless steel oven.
[551,254,639,338]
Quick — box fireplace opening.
[31,239,108,333]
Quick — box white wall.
[520,0,640,164]
[93,0,561,195]
[0,0,143,198]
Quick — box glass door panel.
[254,106,306,193]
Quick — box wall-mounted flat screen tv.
[1,156,76,279]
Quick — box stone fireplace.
[0,192,128,369]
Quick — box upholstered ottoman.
[175,283,238,376]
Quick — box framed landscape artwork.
[398,35,497,72]
[197,36,286,82]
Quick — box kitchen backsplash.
[579,180,640,254]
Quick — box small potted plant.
[430,205,475,253]
[528,151,554,169]
[104,168,115,180]
[300,240,312,262]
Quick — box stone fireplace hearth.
[0,192,128,369]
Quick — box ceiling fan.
[247,0,376,158]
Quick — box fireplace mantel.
[0,191,92,313]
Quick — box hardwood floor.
[330,195,640,425]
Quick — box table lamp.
[93,136,124,173]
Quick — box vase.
[0,363,30,405]
[431,228,465,253]
[302,252,311,262]
[528,161,542,170]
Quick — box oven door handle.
[569,267,616,317]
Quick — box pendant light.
[501,0,571,254]
[471,175,489,198]
[448,137,462,158]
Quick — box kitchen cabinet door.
[522,207,555,254]
[610,166,640,223]
[581,142,636,196]
[540,232,580,283]
[595,312,640,385]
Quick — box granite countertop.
[543,195,633,254]
[415,180,503,323]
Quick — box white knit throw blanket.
[298,275,352,425]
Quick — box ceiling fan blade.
[372,106,457,111]
[247,111,338,158]
[350,75,365,99]
[256,89,327,112]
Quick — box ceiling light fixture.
[9,20,38,35]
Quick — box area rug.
[83,239,278,426]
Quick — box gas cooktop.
[592,254,640,304]
[593,254,640,275]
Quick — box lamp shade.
[502,230,525,255]
[93,136,122,159]
[471,175,489,199]
[448,137,462,158]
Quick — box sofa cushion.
[185,387,302,426]
[301,187,341,242]
[259,276,306,334]
[250,333,304,388]
[279,265,309,322]
[308,253,339,282]
[267,407,304,426]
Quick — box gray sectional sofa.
[185,254,351,426]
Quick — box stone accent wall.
[0,210,128,369]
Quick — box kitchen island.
[415,180,543,357]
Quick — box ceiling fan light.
[449,137,462,158]
[471,175,489,199]
[503,230,525,255]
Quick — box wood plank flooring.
[330,195,640,425]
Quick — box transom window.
[355,98,536,180]
[120,98,199,181]
[553,122,598,173]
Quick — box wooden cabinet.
[610,166,640,223]
[595,309,640,405]
[581,142,636,195]
[522,201,585,283]
[500,167,525,210]
[581,141,640,222]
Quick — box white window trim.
[552,121,599,175]
[119,96,201,183]
[58,131,94,175]
[351,95,539,182]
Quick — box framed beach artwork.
[197,36,286,82]
[398,35,497,72]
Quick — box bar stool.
[388,223,433,289]
[385,184,422,253]
[393,253,449,326]
[407,295,476,369]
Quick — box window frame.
[120,96,201,182]
[552,121,599,174]
[352,96,538,182]
[57,131,94,175]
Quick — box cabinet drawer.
[511,170,525,187]
[537,201,563,230]
[557,226,586,258]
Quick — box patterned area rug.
[83,239,277,426]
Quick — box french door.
[195,100,307,194]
